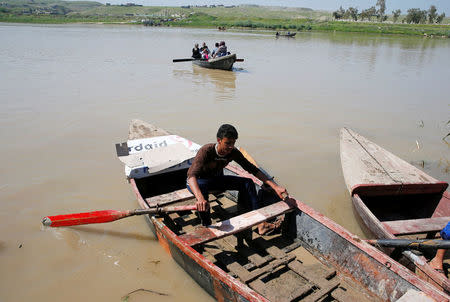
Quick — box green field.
[1,0,449,37]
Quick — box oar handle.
[133,205,197,216]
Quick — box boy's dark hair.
[217,124,238,139]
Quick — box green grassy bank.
[1,0,449,37]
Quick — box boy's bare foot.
[257,221,281,235]
[429,258,444,273]
[429,249,445,274]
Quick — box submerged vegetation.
[0,0,449,37]
[121,288,168,301]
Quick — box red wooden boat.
[340,127,450,294]
[116,120,449,301]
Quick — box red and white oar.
[42,205,197,227]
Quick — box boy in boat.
[192,43,201,59]
[187,124,287,234]
[200,42,210,55]
[201,48,209,60]
[213,41,227,58]
[211,42,219,57]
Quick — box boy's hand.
[196,199,209,212]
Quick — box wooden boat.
[340,127,450,294]
[115,120,449,302]
[276,32,296,37]
[193,53,236,71]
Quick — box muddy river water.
[0,23,449,301]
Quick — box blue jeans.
[187,175,259,225]
[441,222,450,240]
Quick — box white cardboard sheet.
[119,135,201,178]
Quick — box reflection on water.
[323,31,443,50]
[172,64,237,101]
[192,65,236,89]
[316,31,445,75]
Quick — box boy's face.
[216,137,236,156]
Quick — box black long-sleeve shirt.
[192,47,201,59]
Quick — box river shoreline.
[1,2,449,39]
[1,16,449,39]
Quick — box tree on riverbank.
[405,6,445,24]
[406,9,426,24]
[428,5,438,23]
[436,13,446,24]
[334,1,446,24]
[347,7,358,21]
[392,9,401,23]
[428,5,446,24]
[332,6,345,20]
[360,7,376,21]
[333,0,386,22]
[333,6,359,21]
[376,0,387,22]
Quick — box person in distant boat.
[201,48,209,60]
[276,31,279,36]
[192,43,201,59]
[429,221,450,274]
[211,42,219,57]
[186,124,288,235]
[200,42,210,54]
[213,41,227,58]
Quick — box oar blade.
[42,210,130,227]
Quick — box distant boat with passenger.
[276,32,296,37]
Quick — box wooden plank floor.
[163,192,379,302]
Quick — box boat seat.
[382,216,450,235]
[146,189,194,208]
[145,188,225,208]
[179,200,295,246]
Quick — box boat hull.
[130,173,448,301]
[276,33,296,37]
[193,53,236,71]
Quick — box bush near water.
[0,0,449,37]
